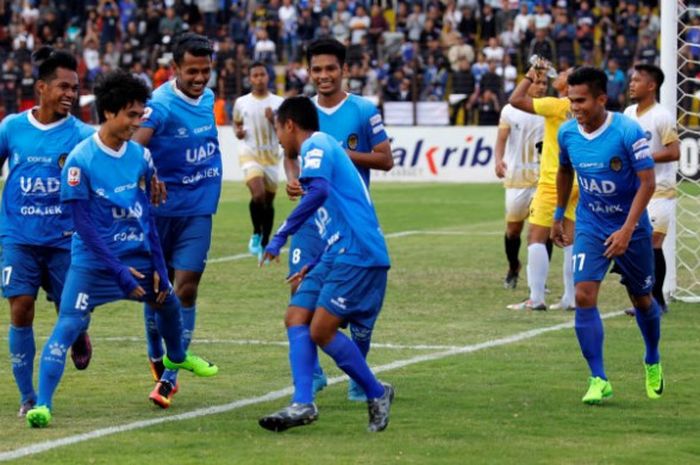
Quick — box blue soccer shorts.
[1,243,70,300]
[290,260,389,331]
[288,221,325,276]
[59,255,180,318]
[154,215,212,273]
[573,231,654,297]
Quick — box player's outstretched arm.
[604,168,655,258]
[346,140,394,171]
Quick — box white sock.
[527,243,549,305]
[562,245,575,307]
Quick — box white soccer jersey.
[498,103,544,188]
[233,92,284,166]
[624,103,680,198]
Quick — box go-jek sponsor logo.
[390,135,493,175]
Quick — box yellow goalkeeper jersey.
[532,97,571,185]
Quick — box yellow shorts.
[528,182,578,227]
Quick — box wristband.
[554,206,565,221]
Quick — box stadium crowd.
[0,0,695,125]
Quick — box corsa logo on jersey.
[390,135,492,175]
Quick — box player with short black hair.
[0,46,94,417]
[285,38,393,401]
[25,70,218,428]
[233,62,284,257]
[259,96,394,432]
[623,64,680,315]
[553,66,663,404]
[133,32,222,409]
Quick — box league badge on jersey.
[58,153,68,168]
[67,167,81,186]
[609,157,622,172]
[347,134,358,150]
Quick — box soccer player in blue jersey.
[285,38,393,401]
[0,47,94,417]
[25,70,218,428]
[132,33,222,408]
[552,67,663,404]
[259,96,394,432]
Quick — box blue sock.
[181,305,196,351]
[634,298,661,364]
[350,324,372,359]
[37,315,87,409]
[312,348,324,377]
[321,331,384,399]
[144,304,164,361]
[156,296,185,364]
[288,325,315,404]
[9,325,36,404]
[574,307,607,380]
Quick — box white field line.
[0,311,624,462]
[207,227,500,264]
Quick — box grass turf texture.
[0,182,698,465]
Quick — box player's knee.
[175,282,198,307]
[251,190,266,204]
[310,325,333,347]
[631,294,653,312]
[9,296,35,326]
[575,287,596,307]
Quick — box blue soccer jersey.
[298,132,390,268]
[60,134,157,269]
[0,111,94,248]
[140,80,222,217]
[315,93,388,187]
[558,112,654,240]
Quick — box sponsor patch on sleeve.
[632,138,651,160]
[370,114,383,126]
[67,167,81,187]
[303,148,324,169]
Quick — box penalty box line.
[0,311,624,462]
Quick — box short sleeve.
[363,103,388,148]
[139,101,167,133]
[533,97,566,117]
[77,120,96,141]
[624,120,654,172]
[143,147,156,180]
[61,151,90,202]
[557,126,572,168]
[299,141,333,182]
[658,111,680,146]
[498,106,512,129]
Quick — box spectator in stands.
[103,41,121,70]
[575,1,595,31]
[131,61,152,90]
[483,37,505,64]
[576,21,595,64]
[450,57,476,124]
[1,56,20,115]
[368,5,388,49]
[610,34,634,72]
[284,61,307,96]
[636,34,658,65]
[472,52,488,85]
[440,21,462,51]
[497,55,517,99]
[160,6,184,39]
[474,88,500,126]
[421,54,448,101]
[686,15,700,61]
[479,59,503,101]
[383,67,405,102]
[457,5,477,45]
[349,5,370,45]
[605,58,626,111]
[98,0,120,49]
[499,19,520,65]
[552,10,575,65]
[83,38,101,83]
[529,27,555,62]
[279,0,298,62]
[229,8,249,46]
[348,61,367,95]
[152,55,172,90]
[447,34,475,71]
[480,4,497,41]
[18,61,35,112]
[514,4,533,43]
[533,2,552,30]
[619,0,641,49]
[198,0,219,38]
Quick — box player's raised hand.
[150,175,167,205]
[286,178,303,200]
[551,219,568,248]
[495,160,507,178]
[128,267,146,299]
[604,228,633,258]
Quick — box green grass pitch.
[0,182,698,464]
